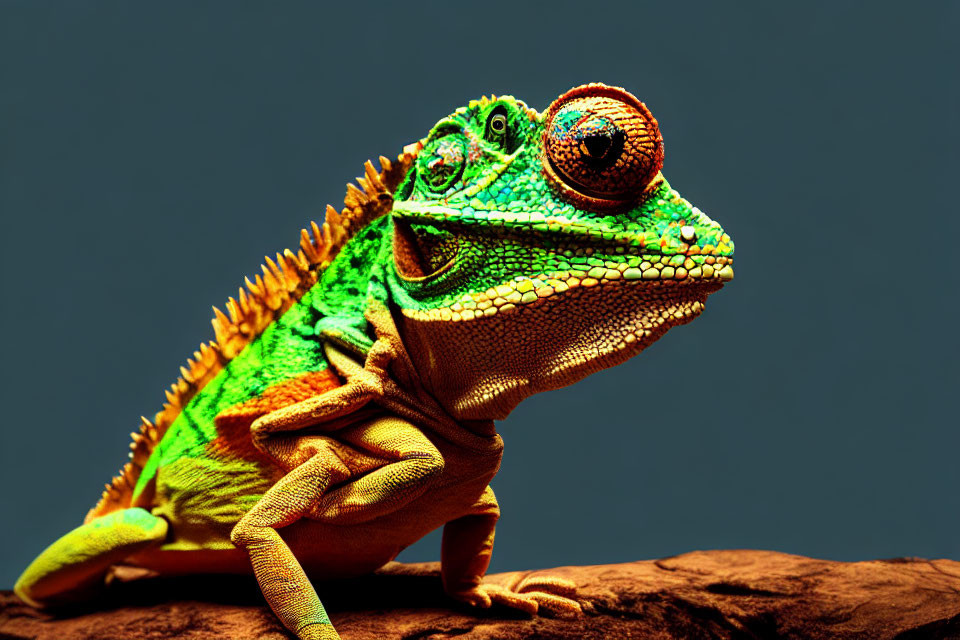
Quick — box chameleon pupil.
[581,131,612,159]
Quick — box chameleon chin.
[16,83,733,640]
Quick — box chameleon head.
[387,83,734,421]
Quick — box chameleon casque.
[15,83,734,639]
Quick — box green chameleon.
[16,83,734,639]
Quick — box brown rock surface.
[2,550,959,639]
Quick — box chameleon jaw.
[399,255,732,323]
[396,271,728,421]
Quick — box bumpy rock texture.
[2,550,959,639]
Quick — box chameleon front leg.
[15,508,167,607]
[231,445,348,640]
[442,487,582,617]
[231,415,445,640]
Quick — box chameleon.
[14,83,734,640]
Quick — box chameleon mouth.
[400,257,731,322]
[391,203,733,265]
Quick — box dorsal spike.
[344,183,368,209]
[300,229,321,264]
[212,305,230,327]
[364,160,381,185]
[264,255,284,283]
[225,297,241,324]
[253,273,267,298]
[319,212,335,231]
[283,248,306,273]
[244,276,261,299]
[238,287,251,314]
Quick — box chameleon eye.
[484,105,510,146]
[543,83,663,207]
[417,135,466,194]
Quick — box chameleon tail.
[15,508,167,607]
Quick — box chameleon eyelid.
[428,119,465,140]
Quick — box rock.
[2,550,959,639]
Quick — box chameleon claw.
[451,585,494,609]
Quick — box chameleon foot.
[511,574,582,617]
[452,574,582,618]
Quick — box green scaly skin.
[16,84,734,640]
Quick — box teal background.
[0,1,956,589]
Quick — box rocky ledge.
[2,550,959,639]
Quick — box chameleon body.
[16,84,734,639]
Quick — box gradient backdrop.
[1,2,957,589]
